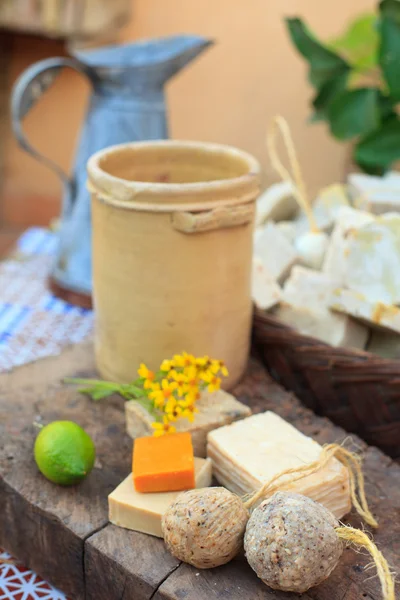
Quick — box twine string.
[266,115,319,233]
[336,526,396,600]
[243,442,378,528]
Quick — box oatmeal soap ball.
[244,491,343,593]
[162,487,249,569]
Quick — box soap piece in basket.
[252,257,282,311]
[322,206,374,283]
[125,390,251,457]
[272,301,368,349]
[276,221,297,243]
[348,172,400,214]
[329,288,400,334]
[281,266,368,350]
[207,411,351,519]
[109,457,212,538]
[295,184,350,236]
[255,181,297,226]
[254,222,298,283]
[340,215,400,305]
[283,265,341,308]
[367,331,400,359]
[133,432,195,493]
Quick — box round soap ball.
[244,492,343,593]
[295,231,329,270]
[162,487,249,569]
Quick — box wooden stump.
[0,342,399,599]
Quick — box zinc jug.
[11,35,213,307]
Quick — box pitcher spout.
[71,35,214,85]
[159,35,214,80]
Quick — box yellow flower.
[160,359,174,372]
[183,365,199,388]
[185,388,201,404]
[165,397,183,421]
[170,371,188,396]
[202,371,221,393]
[210,359,229,377]
[173,351,196,368]
[138,363,156,389]
[151,416,177,436]
[149,378,177,407]
[196,355,211,369]
[178,398,199,423]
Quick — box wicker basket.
[253,308,400,459]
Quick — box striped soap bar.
[207,411,351,519]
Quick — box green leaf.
[311,72,349,121]
[379,15,400,100]
[84,388,114,401]
[355,117,400,172]
[379,93,397,119]
[327,88,381,140]
[354,158,386,175]
[380,0,400,22]
[286,17,350,88]
[329,13,378,71]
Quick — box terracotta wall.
[1,0,375,228]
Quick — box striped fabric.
[0,228,94,373]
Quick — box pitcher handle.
[11,57,97,217]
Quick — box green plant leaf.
[380,0,400,22]
[329,13,378,71]
[379,93,397,118]
[286,17,350,88]
[355,117,400,172]
[327,88,381,140]
[379,14,400,100]
[311,72,349,120]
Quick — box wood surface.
[0,342,399,600]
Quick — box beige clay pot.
[87,140,261,388]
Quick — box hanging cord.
[266,115,319,233]
[243,442,378,528]
[336,526,396,600]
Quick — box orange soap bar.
[133,432,195,493]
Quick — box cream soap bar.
[207,412,351,519]
[109,457,212,538]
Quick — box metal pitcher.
[11,35,213,307]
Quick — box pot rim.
[87,139,261,212]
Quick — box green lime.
[34,420,96,486]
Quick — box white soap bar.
[283,266,341,311]
[273,302,368,348]
[342,216,400,304]
[367,330,400,359]
[207,412,351,519]
[255,181,297,226]
[276,221,297,243]
[295,184,350,236]
[279,266,368,348]
[252,257,282,311]
[254,222,299,283]
[329,288,400,334]
[322,206,375,283]
[109,457,213,538]
[253,227,264,245]
[348,172,400,214]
